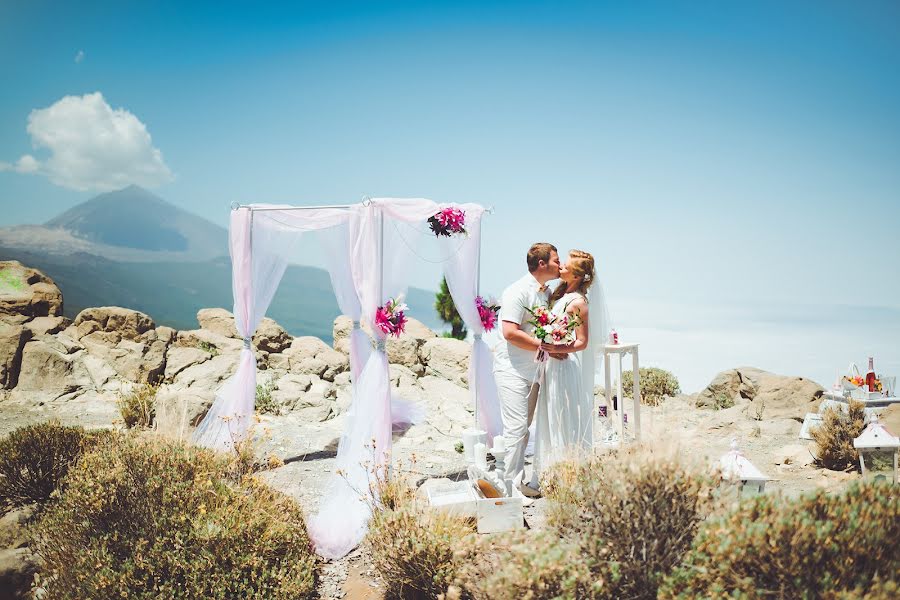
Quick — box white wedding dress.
[530,292,594,485]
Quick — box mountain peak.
[43,188,226,259]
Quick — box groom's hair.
[527,243,558,272]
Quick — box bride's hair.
[550,249,595,306]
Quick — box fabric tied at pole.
[242,336,252,350]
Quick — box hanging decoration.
[375,296,409,337]
[428,206,467,237]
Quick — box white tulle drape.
[193,206,350,450]
[438,206,503,444]
[309,199,442,559]
[196,199,491,560]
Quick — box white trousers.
[494,367,540,484]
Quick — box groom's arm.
[502,320,542,352]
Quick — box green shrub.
[366,474,474,599]
[714,392,735,410]
[197,341,219,356]
[0,422,108,513]
[811,399,867,471]
[459,530,605,600]
[255,379,280,414]
[621,367,681,406]
[117,383,158,428]
[543,447,718,599]
[31,434,317,599]
[659,481,900,598]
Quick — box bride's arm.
[542,300,589,354]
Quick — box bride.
[527,249,609,492]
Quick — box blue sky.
[2,1,899,388]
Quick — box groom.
[493,242,560,495]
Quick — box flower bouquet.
[475,296,500,331]
[375,296,409,338]
[524,302,582,361]
[428,207,467,237]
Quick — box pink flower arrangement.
[524,302,581,345]
[428,207,467,237]
[475,296,500,331]
[375,296,409,338]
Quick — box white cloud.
[0,155,40,174]
[3,92,173,191]
[74,50,85,63]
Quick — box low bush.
[366,474,475,599]
[117,383,158,428]
[543,446,718,599]
[459,530,604,600]
[31,434,317,599]
[811,399,867,471]
[0,422,109,513]
[621,367,681,406]
[659,481,899,598]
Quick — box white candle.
[492,435,506,453]
[474,442,487,470]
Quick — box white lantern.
[853,420,900,484]
[719,439,771,496]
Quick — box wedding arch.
[192,198,501,559]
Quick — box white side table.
[603,343,642,443]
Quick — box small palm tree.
[435,277,466,340]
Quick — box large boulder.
[174,328,242,354]
[253,318,292,354]
[418,337,470,387]
[333,315,437,371]
[285,336,348,381]
[0,324,30,389]
[332,316,355,354]
[694,367,823,420]
[196,307,239,338]
[72,309,173,384]
[73,307,155,341]
[164,346,212,381]
[23,315,69,337]
[16,338,92,396]
[0,261,63,322]
[744,370,824,420]
[695,368,757,409]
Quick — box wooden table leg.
[632,347,641,442]
[617,353,625,441]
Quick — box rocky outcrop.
[70,308,172,385]
[694,367,823,420]
[284,337,348,382]
[0,260,63,324]
[419,337,470,387]
[333,315,437,376]
[0,324,29,389]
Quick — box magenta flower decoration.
[375,296,409,338]
[475,296,500,332]
[428,207,467,237]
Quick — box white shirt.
[493,273,551,379]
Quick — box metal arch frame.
[230,196,494,432]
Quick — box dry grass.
[811,399,867,471]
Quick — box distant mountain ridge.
[43,185,227,260]
[0,186,442,339]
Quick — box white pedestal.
[603,343,642,443]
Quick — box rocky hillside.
[0,260,474,442]
[2,259,869,498]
